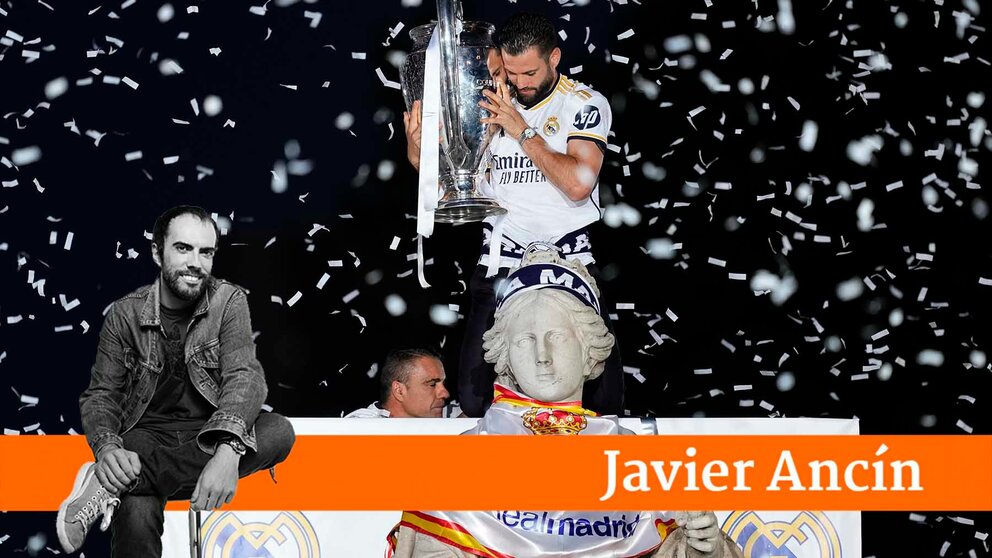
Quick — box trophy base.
[435,199,507,224]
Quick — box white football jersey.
[481,73,612,267]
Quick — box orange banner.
[2,435,990,511]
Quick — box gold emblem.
[543,116,560,137]
[522,407,587,435]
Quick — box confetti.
[1,4,988,549]
[375,67,401,90]
[286,291,303,307]
[342,289,360,304]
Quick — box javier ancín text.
[599,444,922,501]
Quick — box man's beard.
[163,267,209,302]
[518,71,556,107]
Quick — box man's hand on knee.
[95,447,140,495]
[191,445,240,511]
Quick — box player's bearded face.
[523,66,555,104]
[503,47,559,106]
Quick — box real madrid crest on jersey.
[543,116,560,137]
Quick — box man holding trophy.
[402,9,624,419]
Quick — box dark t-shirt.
[135,304,214,430]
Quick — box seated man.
[56,205,296,557]
[346,347,452,418]
[389,247,743,558]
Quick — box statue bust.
[482,248,614,405]
[390,247,743,558]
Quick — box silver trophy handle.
[436,0,470,168]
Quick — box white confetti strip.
[286,291,303,307]
[308,223,329,236]
[304,10,322,28]
[375,67,401,90]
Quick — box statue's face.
[505,294,587,403]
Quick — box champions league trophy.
[401,0,506,223]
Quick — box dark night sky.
[0,0,989,555]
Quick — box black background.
[0,0,989,555]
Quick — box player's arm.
[480,80,606,202]
[519,133,603,202]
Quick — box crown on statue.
[522,407,588,436]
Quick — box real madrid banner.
[162,417,861,558]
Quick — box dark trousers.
[458,264,625,417]
[111,412,295,558]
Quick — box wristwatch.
[517,127,538,145]
[217,436,247,456]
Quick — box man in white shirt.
[404,12,623,417]
[346,347,451,418]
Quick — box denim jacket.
[80,277,268,458]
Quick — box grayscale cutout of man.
[56,205,295,557]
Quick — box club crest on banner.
[200,511,320,558]
[722,511,843,558]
